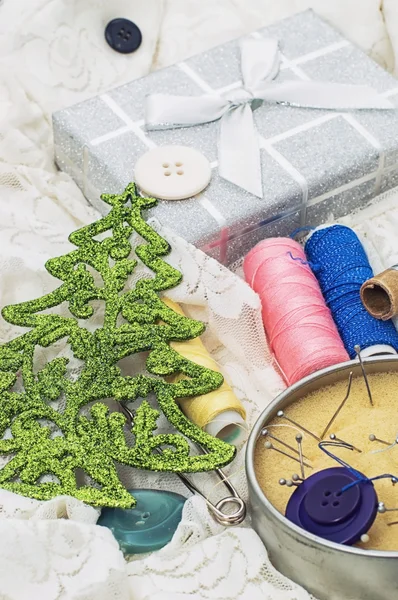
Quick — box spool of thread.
[163,298,246,445]
[243,238,349,385]
[305,225,398,358]
[360,266,398,321]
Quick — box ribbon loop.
[219,103,262,198]
[145,94,229,129]
[145,38,394,198]
[240,38,280,88]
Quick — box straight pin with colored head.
[264,441,312,469]
[276,411,320,442]
[321,372,353,439]
[260,428,310,460]
[378,502,398,514]
[296,434,305,479]
[279,474,303,488]
[329,433,362,453]
[369,433,398,447]
[354,345,373,407]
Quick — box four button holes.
[117,28,132,41]
[321,489,342,508]
[163,162,184,176]
[134,145,212,200]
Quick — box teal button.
[97,488,186,555]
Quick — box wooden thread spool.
[361,266,398,321]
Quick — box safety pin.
[172,458,246,526]
[120,403,246,527]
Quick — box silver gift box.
[53,9,398,265]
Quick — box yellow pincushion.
[255,371,398,551]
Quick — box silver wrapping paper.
[53,9,398,265]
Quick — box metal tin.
[246,356,398,600]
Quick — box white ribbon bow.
[145,39,394,198]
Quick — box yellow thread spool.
[163,298,246,445]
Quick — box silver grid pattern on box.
[53,9,398,265]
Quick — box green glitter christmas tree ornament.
[0,183,236,508]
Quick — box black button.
[105,18,142,54]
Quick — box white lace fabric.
[126,496,316,600]
[1,0,398,598]
[0,517,130,600]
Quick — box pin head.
[277,410,284,418]
[369,434,376,442]
[261,428,268,437]
[378,502,386,514]
[296,434,303,442]
[279,478,287,486]
[265,441,273,450]
[285,467,378,545]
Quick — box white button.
[134,145,211,200]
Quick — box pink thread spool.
[243,238,349,385]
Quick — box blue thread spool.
[305,225,398,358]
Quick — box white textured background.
[0,0,398,116]
[2,2,398,599]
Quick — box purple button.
[304,474,360,525]
[285,467,378,545]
